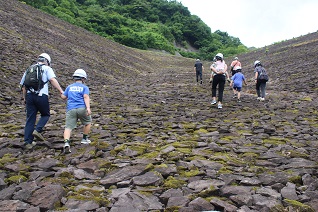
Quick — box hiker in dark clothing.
[20,53,64,149]
[194,59,204,84]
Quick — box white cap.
[73,69,87,79]
[216,53,223,59]
[39,53,51,64]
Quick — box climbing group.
[193,53,269,109]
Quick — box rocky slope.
[0,0,318,211]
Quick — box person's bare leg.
[83,124,91,135]
[64,128,72,140]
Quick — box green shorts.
[65,107,92,130]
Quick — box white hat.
[73,69,87,79]
[39,53,51,64]
[216,53,223,59]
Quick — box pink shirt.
[231,60,242,70]
[215,60,226,71]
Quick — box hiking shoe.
[237,99,241,103]
[211,100,217,105]
[81,139,91,144]
[33,130,45,141]
[260,98,265,101]
[257,97,261,100]
[218,103,222,109]
[233,94,237,98]
[64,142,71,153]
[200,80,203,84]
[24,141,37,150]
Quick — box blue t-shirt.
[63,82,89,111]
[231,72,245,88]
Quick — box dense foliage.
[19,0,248,59]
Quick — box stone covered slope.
[1,0,318,211]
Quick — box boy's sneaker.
[81,139,91,144]
[257,97,261,101]
[233,94,237,98]
[218,103,222,109]
[237,99,241,102]
[33,130,45,141]
[64,142,71,153]
[260,98,265,101]
[200,80,202,84]
[211,100,217,105]
[24,141,37,150]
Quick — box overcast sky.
[178,0,318,48]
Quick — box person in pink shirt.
[230,57,242,76]
[230,57,242,98]
[210,53,230,109]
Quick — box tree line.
[19,0,248,60]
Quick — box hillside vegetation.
[0,0,318,211]
[19,0,248,59]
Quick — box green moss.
[248,165,268,174]
[234,122,245,127]
[263,137,289,146]
[164,206,181,212]
[59,171,74,178]
[140,151,160,159]
[116,133,128,138]
[288,150,309,159]
[241,152,259,159]
[198,185,218,197]
[145,163,154,171]
[1,123,21,131]
[130,142,150,154]
[163,176,186,189]
[285,109,299,114]
[217,167,233,174]
[175,147,192,154]
[65,184,108,207]
[185,155,207,161]
[288,175,302,186]
[132,128,148,138]
[283,199,315,212]
[0,154,18,167]
[179,168,201,177]
[5,175,27,184]
[113,144,127,153]
[194,128,208,134]
[220,135,236,141]
[47,177,74,186]
[156,163,168,168]
[171,140,197,148]
[301,97,312,101]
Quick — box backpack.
[23,64,47,93]
[258,67,269,82]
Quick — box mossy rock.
[283,199,315,212]
[5,175,28,184]
[163,176,186,189]
[0,154,18,166]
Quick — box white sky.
[178,0,318,48]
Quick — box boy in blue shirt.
[230,66,247,102]
[61,69,92,153]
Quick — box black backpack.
[258,67,269,82]
[23,64,48,93]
